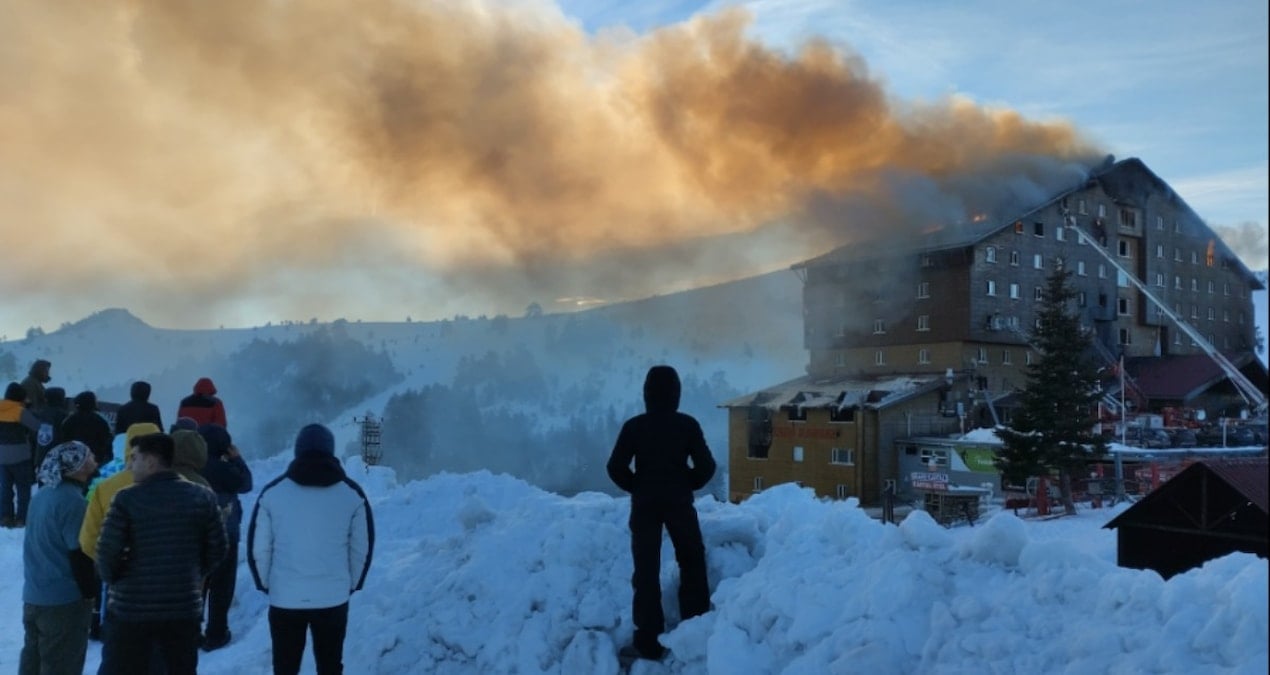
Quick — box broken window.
[1034,222,1044,237]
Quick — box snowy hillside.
[0,270,806,494]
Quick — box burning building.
[723,157,1267,505]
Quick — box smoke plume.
[0,0,1100,329]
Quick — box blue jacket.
[23,480,90,605]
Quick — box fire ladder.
[1062,216,1267,416]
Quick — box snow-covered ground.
[3,450,1264,674]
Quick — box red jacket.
[177,377,228,428]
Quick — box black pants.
[268,603,349,675]
[204,540,238,639]
[108,618,200,675]
[629,500,709,653]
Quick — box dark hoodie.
[198,423,254,542]
[606,365,717,503]
[114,381,164,436]
[62,391,114,464]
[32,386,70,467]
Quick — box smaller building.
[1103,457,1267,578]
[722,372,974,504]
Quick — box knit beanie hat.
[294,423,335,458]
[38,441,91,487]
[170,416,199,433]
[73,390,97,410]
[4,382,26,402]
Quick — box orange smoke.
[0,0,1099,328]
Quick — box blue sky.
[563,0,1268,252]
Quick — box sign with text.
[910,471,949,491]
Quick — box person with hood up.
[198,423,253,652]
[114,380,164,437]
[172,429,211,489]
[96,432,227,674]
[606,365,717,662]
[20,359,51,413]
[248,424,373,675]
[62,391,114,466]
[177,377,227,428]
[32,386,70,469]
[20,441,99,675]
[0,382,41,528]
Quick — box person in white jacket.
[247,424,373,675]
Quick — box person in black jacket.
[32,386,70,469]
[196,423,253,651]
[62,391,115,466]
[606,365,717,661]
[114,381,164,437]
[96,432,227,675]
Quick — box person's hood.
[172,430,210,486]
[285,453,347,487]
[122,422,161,462]
[129,381,152,403]
[73,391,97,411]
[198,423,232,459]
[642,365,681,413]
[30,359,51,383]
[193,377,217,396]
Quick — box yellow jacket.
[79,422,161,559]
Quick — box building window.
[1118,208,1136,228]
[976,347,988,363]
[1077,291,1087,307]
[1223,283,1230,296]
[918,348,930,364]
[1077,261,1086,276]
[1190,278,1199,292]
[1155,273,1164,287]
[985,246,997,263]
[1207,308,1215,321]
[1118,298,1130,315]
[1174,247,1182,261]
[834,352,846,367]
[917,282,930,298]
[786,406,806,422]
[1060,196,1070,211]
[873,319,886,334]
[1190,305,1198,319]
[831,448,855,465]
[1223,310,1230,323]
[1174,275,1182,290]
[919,448,948,467]
[1098,293,1108,308]
[1056,226,1066,242]
[1028,254,1041,269]
[1119,328,1131,345]
[1009,250,1020,266]
[1190,251,1199,265]
[986,280,997,296]
[1009,283,1020,299]
[1034,222,1044,237]
[1156,215,1164,230]
[1117,271,1129,288]
[830,406,855,423]
[921,254,933,268]
[1174,331,1182,345]
[1098,264,1107,279]
[1002,350,1012,365]
[1098,204,1107,218]
[1117,240,1130,258]
[1207,280,1214,294]
[1014,221,1024,234]
[793,446,804,462]
[874,350,886,366]
[1155,244,1164,258]
[917,315,930,331]
[753,477,764,492]
[1025,351,1033,365]
[1034,286,1043,301]
[1174,220,1182,233]
[835,485,850,500]
[1078,198,1087,215]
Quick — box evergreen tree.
[996,263,1108,514]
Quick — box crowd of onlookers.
[7,359,375,675]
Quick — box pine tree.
[996,263,1108,514]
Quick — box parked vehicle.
[1167,428,1198,448]
[1123,427,1171,449]
[1195,424,1257,447]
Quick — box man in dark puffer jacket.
[197,423,253,651]
[606,365,717,661]
[96,432,227,674]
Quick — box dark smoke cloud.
[1211,222,1269,271]
[0,0,1100,329]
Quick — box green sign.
[959,447,998,474]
